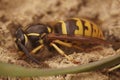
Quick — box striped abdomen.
[53,18,104,39]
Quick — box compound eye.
[16,28,25,43]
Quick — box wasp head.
[15,28,26,45]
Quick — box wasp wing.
[47,34,110,46]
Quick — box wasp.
[15,18,109,64]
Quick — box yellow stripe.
[84,20,92,37]
[47,27,52,33]
[39,39,43,44]
[59,21,67,34]
[72,18,83,35]
[41,33,46,38]
[24,34,28,45]
[27,33,40,36]
[92,25,98,38]
[31,44,44,54]
[98,29,105,39]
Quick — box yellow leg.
[53,40,72,47]
[31,44,44,54]
[53,40,84,51]
[50,43,74,62]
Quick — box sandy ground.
[0,0,120,80]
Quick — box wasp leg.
[31,44,44,54]
[53,40,72,47]
[50,43,78,63]
[16,40,40,64]
[53,40,84,51]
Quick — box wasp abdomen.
[53,18,104,39]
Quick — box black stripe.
[97,29,99,37]
[65,19,78,35]
[90,23,93,37]
[81,20,88,36]
[54,22,62,34]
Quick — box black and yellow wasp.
[15,18,109,64]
